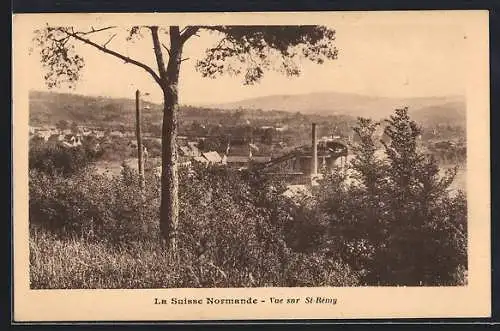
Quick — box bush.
[29,165,160,244]
[142,138,162,158]
[29,143,99,177]
[30,162,360,288]
[98,136,135,161]
[176,164,360,287]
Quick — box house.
[226,155,250,168]
[29,126,39,135]
[92,130,105,138]
[80,127,93,136]
[35,130,54,142]
[178,141,201,158]
[61,134,83,148]
[201,151,222,164]
[179,146,191,157]
[225,155,271,169]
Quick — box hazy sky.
[24,15,468,105]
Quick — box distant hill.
[208,91,466,125]
[29,90,163,127]
[29,90,465,129]
[410,101,466,126]
[29,90,332,129]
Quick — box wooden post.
[136,90,145,194]
[312,123,318,176]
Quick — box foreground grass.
[29,227,361,289]
[29,228,184,289]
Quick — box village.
[29,121,357,194]
[29,117,467,197]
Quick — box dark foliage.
[196,26,338,84]
[29,142,101,177]
[29,162,359,288]
[310,108,467,286]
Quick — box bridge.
[251,126,349,185]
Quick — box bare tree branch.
[59,28,162,86]
[149,26,168,83]
[161,43,171,57]
[75,26,118,36]
[103,33,117,48]
[180,26,199,44]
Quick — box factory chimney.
[311,123,318,177]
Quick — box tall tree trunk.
[159,27,183,255]
[135,89,146,228]
[135,89,145,195]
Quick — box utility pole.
[135,90,145,194]
[312,123,318,177]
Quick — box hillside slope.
[210,91,466,123]
[29,90,465,128]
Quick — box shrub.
[98,136,135,161]
[312,108,467,286]
[29,143,98,177]
[177,164,359,287]
[30,162,360,288]
[29,165,160,244]
[283,252,360,287]
[142,138,162,158]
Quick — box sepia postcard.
[12,10,491,322]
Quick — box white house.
[61,135,83,148]
[202,151,223,164]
